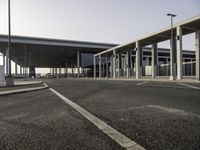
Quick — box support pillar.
[151,43,157,78]
[52,68,55,75]
[55,68,57,77]
[3,54,5,75]
[20,66,22,75]
[99,55,102,78]
[118,53,122,78]
[136,41,141,79]
[195,30,200,80]
[169,36,176,80]
[23,67,25,76]
[6,47,9,76]
[77,50,80,78]
[126,51,131,78]
[105,53,109,78]
[113,50,116,79]
[176,26,183,80]
[15,62,17,76]
[65,60,68,77]
[93,56,96,78]
[59,67,61,75]
[102,63,105,78]
[146,57,150,66]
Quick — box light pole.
[167,13,176,80]
[6,0,14,86]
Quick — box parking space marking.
[49,87,145,150]
[136,81,149,86]
[178,83,200,90]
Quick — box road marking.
[136,81,149,86]
[49,87,145,150]
[178,83,200,90]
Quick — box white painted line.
[178,83,200,90]
[49,87,145,150]
[136,81,149,86]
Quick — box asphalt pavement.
[0,88,123,150]
[1,78,200,150]
[45,79,200,150]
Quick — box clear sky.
[0,0,200,50]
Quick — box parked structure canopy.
[0,35,117,68]
[94,15,200,80]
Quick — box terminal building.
[93,48,195,78]
[0,15,200,85]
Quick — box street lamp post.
[5,0,14,86]
[167,13,176,80]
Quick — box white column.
[126,51,131,78]
[6,47,9,76]
[20,66,22,75]
[176,26,183,80]
[113,50,116,79]
[77,50,80,78]
[3,54,5,75]
[102,63,105,78]
[146,57,150,66]
[151,43,157,78]
[93,56,96,78]
[59,67,61,75]
[99,55,102,78]
[65,60,68,77]
[195,30,200,80]
[136,41,141,79]
[191,59,193,76]
[169,36,175,80]
[110,56,113,77]
[52,68,55,75]
[118,53,122,78]
[15,62,17,76]
[55,68,57,75]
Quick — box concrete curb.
[72,78,200,83]
[0,83,49,96]
[14,81,42,86]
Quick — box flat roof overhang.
[96,15,200,56]
[0,35,118,67]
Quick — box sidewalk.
[79,77,200,83]
[14,80,42,86]
[0,81,48,96]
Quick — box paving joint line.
[48,86,145,150]
[136,81,149,86]
[178,83,200,90]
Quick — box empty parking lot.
[0,79,200,150]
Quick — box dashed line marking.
[178,83,200,90]
[49,87,145,150]
[136,81,149,86]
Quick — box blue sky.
[0,0,200,50]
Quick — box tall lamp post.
[167,13,176,80]
[6,0,14,86]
